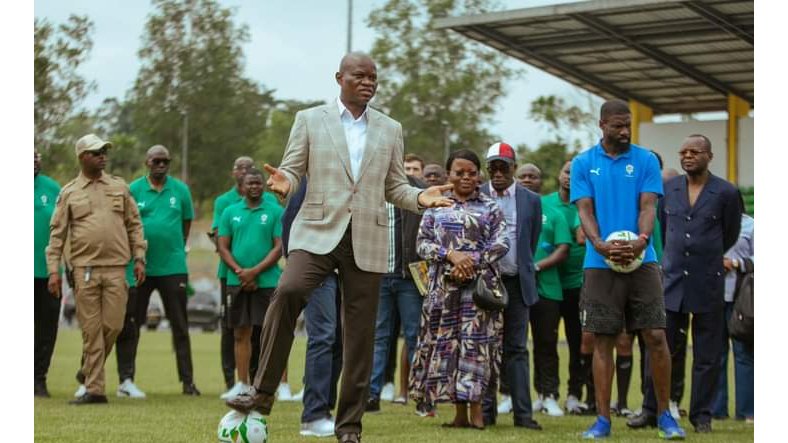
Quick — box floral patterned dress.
[409,191,509,404]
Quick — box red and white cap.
[485,142,516,164]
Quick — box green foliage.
[34,14,96,150]
[517,141,576,195]
[255,99,326,168]
[739,186,754,217]
[129,0,276,204]
[367,0,519,164]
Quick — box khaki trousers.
[74,266,128,395]
[252,226,382,437]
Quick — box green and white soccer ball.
[218,410,268,443]
[604,230,644,273]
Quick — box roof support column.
[727,93,749,184]
[629,99,653,145]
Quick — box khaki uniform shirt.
[46,172,146,274]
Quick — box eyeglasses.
[87,147,109,157]
[151,158,171,165]
[487,164,511,174]
[678,149,710,157]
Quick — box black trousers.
[637,314,688,403]
[34,278,61,384]
[483,276,535,425]
[115,286,140,382]
[530,297,562,398]
[643,309,725,426]
[220,278,236,388]
[560,286,584,399]
[132,274,194,384]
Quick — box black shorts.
[227,286,272,328]
[579,262,666,335]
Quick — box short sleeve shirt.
[542,192,585,289]
[534,204,572,301]
[570,143,663,269]
[34,175,61,278]
[129,176,194,276]
[219,200,283,288]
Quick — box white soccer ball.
[218,410,268,443]
[603,230,644,273]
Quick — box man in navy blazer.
[478,142,543,431]
[636,134,742,433]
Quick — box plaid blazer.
[278,103,421,273]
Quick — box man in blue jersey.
[571,99,684,440]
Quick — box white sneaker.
[277,382,294,401]
[497,394,512,414]
[669,400,681,420]
[300,417,335,437]
[532,394,544,413]
[117,378,146,399]
[74,384,86,398]
[380,382,395,402]
[543,395,565,416]
[220,381,249,400]
[565,395,582,414]
[292,387,304,401]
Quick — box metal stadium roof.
[435,0,753,114]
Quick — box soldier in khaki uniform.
[46,134,147,405]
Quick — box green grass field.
[35,328,754,442]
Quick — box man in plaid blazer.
[227,52,452,443]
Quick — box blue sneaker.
[658,410,686,440]
[582,415,611,439]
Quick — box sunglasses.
[87,147,109,157]
[151,158,171,165]
[487,164,511,173]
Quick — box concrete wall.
[639,116,753,187]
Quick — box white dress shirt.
[337,97,369,182]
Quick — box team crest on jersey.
[169,196,177,208]
[625,164,635,177]
[41,195,48,205]
[260,214,269,224]
[542,214,547,224]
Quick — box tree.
[255,99,326,168]
[367,0,519,163]
[129,0,275,205]
[34,15,96,150]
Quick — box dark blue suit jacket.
[662,174,742,313]
[481,182,542,307]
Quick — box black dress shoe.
[34,382,50,398]
[226,390,266,414]
[514,418,542,430]
[694,422,712,433]
[182,382,201,396]
[338,432,361,443]
[365,397,380,413]
[627,412,657,428]
[69,393,108,405]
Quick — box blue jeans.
[368,275,423,399]
[712,301,754,419]
[301,274,342,423]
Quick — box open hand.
[263,164,291,198]
[134,261,146,285]
[48,274,62,298]
[418,184,454,208]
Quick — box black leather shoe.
[69,393,108,405]
[182,382,201,396]
[34,382,50,398]
[365,397,380,413]
[627,412,657,428]
[226,390,266,414]
[514,418,542,430]
[694,422,712,433]
[338,432,361,443]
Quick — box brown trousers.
[74,266,127,395]
[253,227,381,436]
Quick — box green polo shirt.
[34,175,61,278]
[219,199,283,288]
[534,203,573,301]
[213,188,279,279]
[129,176,194,277]
[542,192,585,290]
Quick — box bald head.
[338,52,375,73]
[516,163,542,193]
[147,144,170,159]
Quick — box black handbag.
[728,258,754,347]
[472,265,508,311]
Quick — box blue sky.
[34,0,601,149]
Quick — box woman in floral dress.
[409,149,510,430]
